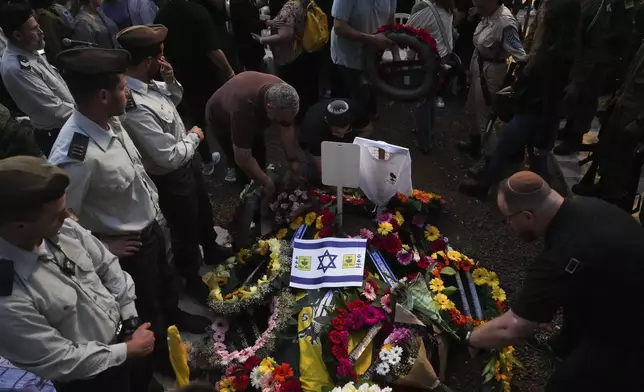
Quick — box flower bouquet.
[214,356,302,392]
[326,382,392,392]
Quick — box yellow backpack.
[299,0,329,52]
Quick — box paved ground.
[198,96,555,391]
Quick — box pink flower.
[213,330,226,343]
[361,281,377,301]
[377,212,394,223]
[261,372,275,390]
[359,228,374,240]
[396,248,413,265]
[380,294,392,314]
[225,364,243,377]
[363,305,384,325]
[384,328,412,345]
[213,342,226,351]
[345,311,365,331]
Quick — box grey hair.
[265,83,299,112]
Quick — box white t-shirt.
[353,137,413,206]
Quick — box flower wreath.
[215,355,302,392]
[203,238,290,315]
[427,249,520,391]
[329,382,393,392]
[206,291,296,369]
[324,298,387,382]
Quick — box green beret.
[56,47,131,75]
[0,156,69,210]
[116,24,168,49]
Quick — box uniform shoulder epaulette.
[67,132,90,161]
[17,55,31,71]
[0,259,15,297]
[125,90,137,112]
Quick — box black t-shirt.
[512,197,644,345]
[155,0,223,90]
[298,99,371,157]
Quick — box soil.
[203,97,555,391]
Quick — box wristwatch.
[121,317,141,337]
[464,330,475,348]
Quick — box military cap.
[116,24,168,49]
[0,3,33,40]
[0,156,69,210]
[56,47,131,75]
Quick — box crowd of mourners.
[0,0,643,391]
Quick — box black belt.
[94,220,156,241]
[480,57,507,64]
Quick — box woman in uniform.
[456,0,526,173]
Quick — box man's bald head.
[499,171,553,214]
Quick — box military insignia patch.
[67,132,89,161]
[125,89,137,111]
[17,55,31,71]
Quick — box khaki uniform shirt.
[49,111,160,235]
[0,43,74,130]
[0,219,136,382]
[473,5,526,64]
[121,76,200,176]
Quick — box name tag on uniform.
[565,258,580,274]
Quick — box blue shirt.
[330,0,397,70]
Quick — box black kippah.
[325,100,352,127]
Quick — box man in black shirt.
[155,0,235,175]
[299,99,373,182]
[467,171,642,392]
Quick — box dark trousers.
[562,68,606,143]
[215,130,267,183]
[332,65,378,117]
[35,128,61,158]
[53,359,133,392]
[117,221,177,372]
[278,52,319,124]
[150,159,220,275]
[480,111,551,186]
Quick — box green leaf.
[482,356,496,376]
[440,266,457,276]
[483,371,495,384]
[442,286,458,296]
[410,199,423,211]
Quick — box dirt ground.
[202,97,556,391]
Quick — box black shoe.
[553,140,582,156]
[459,178,489,200]
[169,310,210,334]
[148,377,167,392]
[186,277,211,305]
[456,135,482,158]
[466,158,488,180]
[203,244,234,266]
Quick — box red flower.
[319,194,332,204]
[337,308,349,317]
[319,226,334,238]
[496,300,505,312]
[232,374,250,391]
[331,344,348,360]
[331,316,345,331]
[367,279,379,291]
[431,238,447,252]
[337,358,357,381]
[321,213,336,225]
[417,256,430,270]
[329,330,344,344]
[381,234,403,254]
[279,379,302,392]
[347,300,366,312]
[273,363,295,383]
[243,355,261,371]
[225,364,244,377]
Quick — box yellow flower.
[429,277,445,293]
[249,286,258,293]
[472,268,489,286]
[492,286,506,302]
[382,343,392,351]
[269,259,281,272]
[424,225,440,242]
[236,248,251,264]
[276,228,288,240]
[315,215,324,230]
[433,293,455,310]
[305,212,317,226]
[314,232,320,239]
[211,287,223,301]
[219,377,236,392]
[488,271,500,287]
[257,275,268,285]
[503,381,511,392]
[257,240,269,256]
[238,287,251,299]
[290,216,304,230]
[259,357,277,373]
[377,221,394,236]
[503,346,515,356]
[447,250,462,262]
[394,211,405,226]
[431,250,445,260]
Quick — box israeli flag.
[290,237,367,290]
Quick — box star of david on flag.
[290,237,367,289]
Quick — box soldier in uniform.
[456,0,526,160]
[48,47,209,379]
[0,103,42,159]
[0,156,156,392]
[0,2,75,157]
[116,24,231,304]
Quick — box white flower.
[413,251,421,262]
[388,354,401,365]
[280,203,290,209]
[332,388,342,392]
[278,192,287,200]
[379,348,391,362]
[289,194,298,201]
[357,384,371,392]
[294,189,303,196]
[341,382,357,392]
[390,346,403,357]
[381,388,393,392]
[250,367,263,389]
[376,362,390,376]
[368,387,383,392]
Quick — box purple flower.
[396,249,413,265]
[363,305,385,325]
[384,328,412,345]
[412,214,426,228]
[377,212,394,223]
